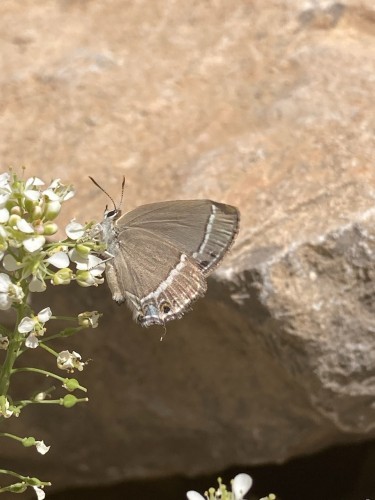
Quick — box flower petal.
[29,276,47,292]
[43,189,60,201]
[25,177,44,188]
[0,208,9,223]
[17,219,34,234]
[0,273,11,292]
[23,235,45,252]
[76,255,105,275]
[18,317,35,333]
[69,248,89,265]
[46,251,70,269]
[186,492,206,500]
[24,189,41,202]
[0,172,10,187]
[35,440,50,455]
[3,254,23,272]
[0,193,10,207]
[232,474,253,500]
[25,333,39,349]
[0,294,12,310]
[32,485,46,500]
[65,220,85,240]
[38,307,52,323]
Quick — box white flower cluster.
[187,474,253,500]
[0,171,105,306]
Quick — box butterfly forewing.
[117,200,239,274]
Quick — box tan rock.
[1,0,375,492]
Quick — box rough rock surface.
[0,0,374,493]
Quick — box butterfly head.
[104,207,122,221]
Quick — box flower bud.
[75,243,91,257]
[75,270,93,287]
[61,394,78,408]
[52,268,73,285]
[25,198,39,214]
[44,200,61,220]
[43,223,58,235]
[10,205,22,216]
[63,378,80,391]
[32,205,44,219]
[9,213,21,228]
[9,483,27,493]
[22,436,36,447]
[34,222,45,235]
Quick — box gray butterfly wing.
[118,200,239,275]
[105,226,207,327]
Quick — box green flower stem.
[15,397,88,407]
[0,469,24,480]
[38,342,58,357]
[11,367,87,393]
[0,468,51,490]
[40,327,84,343]
[51,316,77,322]
[0,432,24,443]
[0,305,26,396]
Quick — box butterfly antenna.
[89,176,117,211]
[119,176,126,209]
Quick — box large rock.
[0,0,374,493]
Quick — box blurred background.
[1,0,374,499]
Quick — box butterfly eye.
[106,209,117,218]
[160,302,171,314]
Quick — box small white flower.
[0,273,24,310]
[57,350,85,372]
[23,235,45,253]
[34,392,47,401]
[232,474,253,500]
[46,251,70,268]
[18,307,52,347]
[78,311,100,328]
[0,398,13,418]
[0,335,9,350]
[65,220,85,240]
[32,485,46,500]
[35,440,50,455]
[44,179,74,202]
